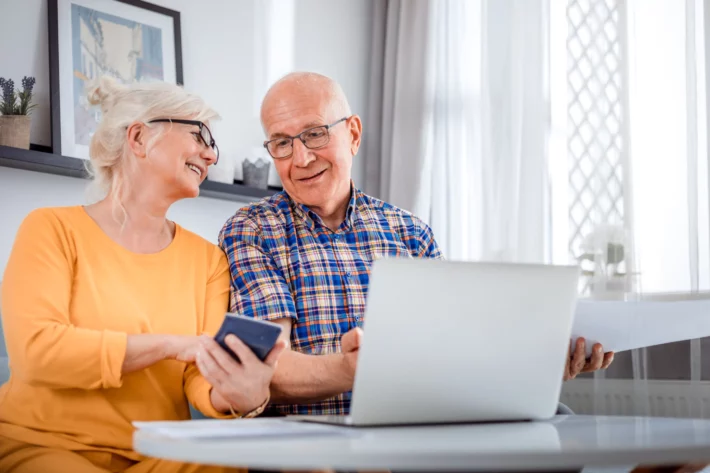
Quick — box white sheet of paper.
[133,418,356,440]
[572,299,710,357]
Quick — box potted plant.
[0,76,37,149]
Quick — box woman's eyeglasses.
[149,119,219,164]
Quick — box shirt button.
[346,272,352,278]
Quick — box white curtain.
[365,0,551,262]
[628,0,709,297]
[625,0,709,401]
[589,0,710,414]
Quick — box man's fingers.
[224,334,260,366]
[264,339,288,368]
[563,341,573,380]
[204,336,243,373]
[342,327,363,353]
[196,348,225,387]
[601,351,615,369]
[574,337,586,359]
[570,338,586,375]
[581,343,604,372]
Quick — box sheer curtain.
[585,0,710,415]
[364,0,551,262]
[622,0,709,411]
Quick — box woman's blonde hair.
[85,76,219,218]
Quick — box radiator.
[561,379,710,418]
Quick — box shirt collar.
[289,181,359,233]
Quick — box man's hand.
[196,334,287,414]
[341,327,363,381]
[563,337,614,381]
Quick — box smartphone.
[214,313,283,362]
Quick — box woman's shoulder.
[19,205,86,231]
[173,225,229,278]
[174,225,226,258]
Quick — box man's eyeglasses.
[149,119,219,164]
[263,117,349,160]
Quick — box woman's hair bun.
[86,76,124,113]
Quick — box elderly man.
[218,72,613,416]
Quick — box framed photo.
[48,0,183,159]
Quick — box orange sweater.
[0,206,231,460]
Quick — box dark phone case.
[214,314,282,362]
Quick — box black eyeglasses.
[263,117,349,159]
[149,119,219,164]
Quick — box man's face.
[262,89,360,210]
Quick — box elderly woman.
[0,77,286,473]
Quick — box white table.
[133,415,710,472]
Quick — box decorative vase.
[0,115,31,149]
[242,158,270,189]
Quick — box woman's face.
[137,121,218,200]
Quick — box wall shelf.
[0,145,281,202]
[0,144,86,178]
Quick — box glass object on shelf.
[577,223,634,298]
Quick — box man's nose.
[292,139,315,167]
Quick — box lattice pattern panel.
[567,0,625,266]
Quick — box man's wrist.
[210,389,270,418]
[336,353,356,390]
[236,393,271,419]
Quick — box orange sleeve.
[183,248,235,419]
[0,209,127,390]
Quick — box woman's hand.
[168,334,211,363]
[122,334,206,375]
[196,334,287,415]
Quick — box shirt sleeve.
[182,249,236,419]
[218,213,298,322]
[1,209,127,390]
[418,223,444,259]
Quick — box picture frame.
[48,0,183,159]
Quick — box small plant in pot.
[0,76,37,150]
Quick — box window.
[567,0,626,292]
[552,0,710,382]
[551,0,628,295]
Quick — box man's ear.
[127,122,148,158]
[348,115,363,156]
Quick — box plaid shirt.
[218,186,442,415]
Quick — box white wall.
[293,0,374,183]
[0,168,242,272]
[0,0,374,274]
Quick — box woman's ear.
[127,122,147,158]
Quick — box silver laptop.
[293,258,580,427]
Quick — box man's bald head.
[258,71,363,222]
[260,72,352,129]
